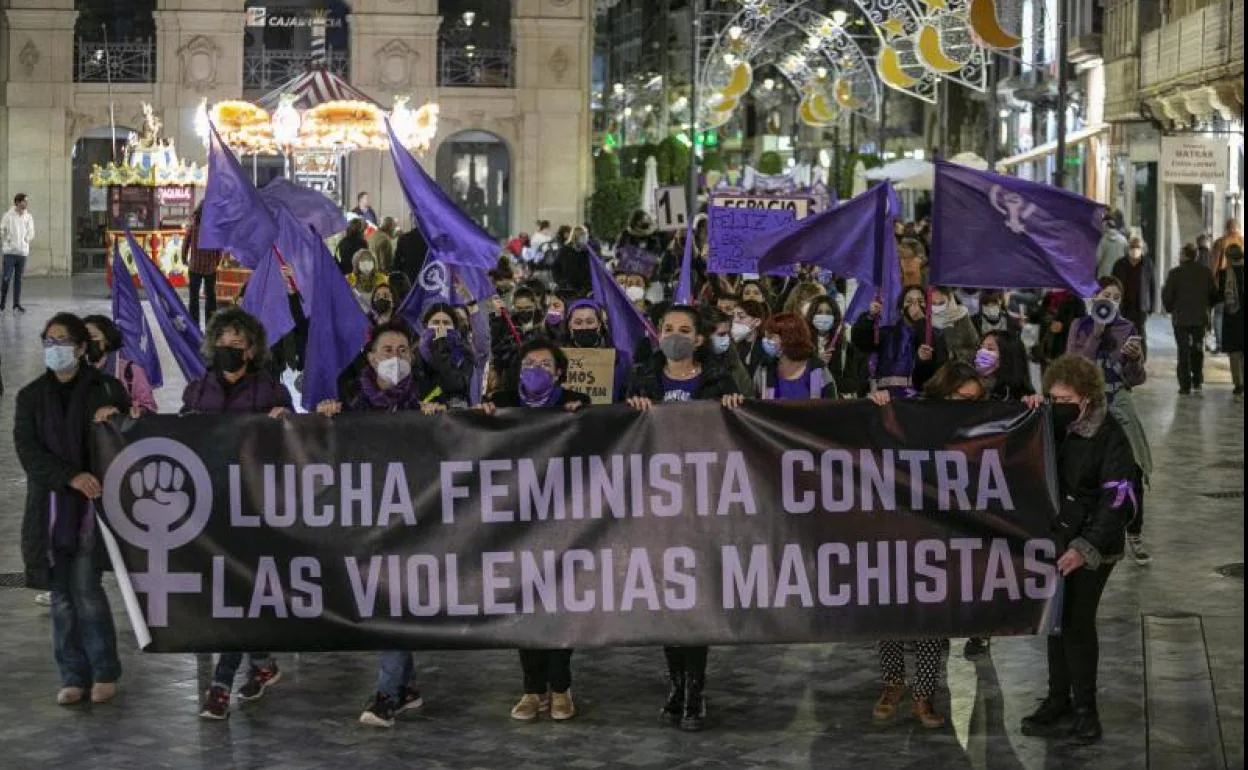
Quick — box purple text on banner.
[708,206,799,275]
[614,243,660,278]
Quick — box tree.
[757,151,784,175]
[589,178,641,243]
[594,151,620,186]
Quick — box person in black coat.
[625,305,744,732]
[1161,243,1219,393]
[971,290,1022,338]
[806,295,869,397]
[552,225,594,296]
[1021,353,1138,744]
[1030,290,1087,374]
[15,312,131,706]
[975,330,1035,401]
[335,218,369,276]
[852,285,948,396]
[392,227,429,284]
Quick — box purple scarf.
[351,369,425,412]
[41,371,93,555]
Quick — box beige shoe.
[872,684,905,720]
[510,693,542,721]
[913,697,946,728]
[549,690,575,721]
[91,682,117,703]
[56,687,86,706]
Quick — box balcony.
[74,40,156,83]
[244,49,349,91]
[438,43,514,88]
[1139,0,1243,89]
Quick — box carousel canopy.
[258,67,380,112]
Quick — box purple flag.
[385,120,499,270]
[111,240,163,388]
[930,161,1104,295]
[126,230,207,381]
[397,259,453,328]
[754,183,903,325]
[588,244,658,364]
[259,178,348,239]
[199,123,279,269]
[301,239,371,411]
[241,249,295,348]
[672,219,695,305]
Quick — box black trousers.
[519,648,572,694]
[1047,562,1115,709]
[188,271,217,328]
[664,646,708,679]
[1174,324,1205,390]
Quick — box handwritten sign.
[707,195,822,275]
[564,348,617,405]
[614,243,660,278]
[654,186,688,231]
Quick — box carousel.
[93,104,207,288]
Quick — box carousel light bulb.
[763,78,775,90]
[831,10,849,27]
[193,98,210,148]
[271,96,301,148]
[816,66,828,79]
[728,25,744,40]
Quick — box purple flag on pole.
[588,244,658,364]
[259,178,348,239]
[672,218,696,305]
[199,123,279,269]
[241,249,295,348]
[385,120,499,270]
[111,241,163,388]
[754,183,903,325]
[397,259,453,329]
[126,229,207,381]
[301,239,371,411]
[930,161,1104,295]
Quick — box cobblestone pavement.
[0,278,1241,770]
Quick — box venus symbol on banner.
[988,184,1036,235]
[419,259,449,294]
[101,438,214,627]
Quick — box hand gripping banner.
[92,401,1061,652]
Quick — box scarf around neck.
[42,369,94,555]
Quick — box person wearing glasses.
[854,285,948,397]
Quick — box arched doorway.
[436,130,510,239]
[71,126,132,273]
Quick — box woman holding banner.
[853,285,948,397]
[753,312,838,400]
[315,321,444,728]
[16,312,132,706]
[1021,353,1137,744]
[625,305,744,731]
[187,307,291,720]
[479,338,590,722]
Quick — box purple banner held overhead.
[707,206,798,275]
[613,243,660,278]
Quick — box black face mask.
[1050,403,1082,437]
[570,329,602,348]
[512,310,536,327]
[372,298,393,315]
[213,346,248,375]
[86,341,105,364]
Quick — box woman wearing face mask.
[625,305,744,731]
[1219,244,1245,398]
[615,272,650,313]
[563,299,634,401]
[754,312,838,399]
[541,292,575,342]
[507,287,543,338]
[703,307,755,397]
[82,315,158,413]
[974,330,1034,401]
[336,217,369,275]
[476,339,590,722]
[739,279,770,308]
[16,312,132,706]
[806,296,868,398]
[314,322,443,728]
[731,300,771,377]
[349,249,386,308]
[971,291,1021,337]
[185,308,291,720]
[929,287,981,364]
[867,361,987,728]
[1018,354,1137,744]
[369,284,396,326]
[853,285,948,397]
[1066,276,1151,566]
[417,303,476,408]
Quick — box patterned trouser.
[878,639,945,699]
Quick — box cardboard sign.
[707,195,822,275]
[711,195,817,218]
[614,243,659,278]
[654,186,688,231]
[564,348,617,404]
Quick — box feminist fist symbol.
[129,460,190,532]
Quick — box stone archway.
[71,125,134,273]
[435,129,511,239]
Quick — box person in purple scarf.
[852,285,948,397]
[15,312,131,706]
[478,338,590,722]
[416,303,476,408]
[187,307,291,720]
[314,321,445,728]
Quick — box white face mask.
[359,260,376,275]
[375,356,411,386]
[625,286,646,302]
[982,303,1001,320]
[730,321,753,342]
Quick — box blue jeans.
[376,651,415,700]
[212,652,272,690]
[1,252,26,308]
[50,544,121,688]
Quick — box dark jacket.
[625,350,740,402]
[1161,260,1218,328]
[393,228,430,283]
[1030,291,1086,365]
[489,388,592,409]
[16,366,131,589]
[1111,256,1157,316]
[181,369,293,414]
[1054,405,1138,568]
[335,232,369,276]
[971,310,1022,338]
[417,340,475,407]
[851,314,947,393]
[1220,263,1245,353]
[708,345,756,398]
[822,336,870,398]
[552,244,594,297]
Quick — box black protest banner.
[92,401,1061,653]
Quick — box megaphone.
[1090,298,1119,325]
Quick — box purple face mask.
[973,347,999,375]
[519,365,559,407]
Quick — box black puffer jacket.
[625,349,739,402]
[1053,404,1138,568]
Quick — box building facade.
[0,0,594,276]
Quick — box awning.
[995,124,1110,169]
[258,67,380,111]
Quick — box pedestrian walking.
[1219,244,1245,399]
[1161,243,1218,394]
[1,192,35,313]
[1111,237,1156,357]
[182,204,224,328]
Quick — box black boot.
[1020,695,1072,737]
[660,668,684,725]
[1069,707,1102,743]
[680,674,707,732]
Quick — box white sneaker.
[34,592,51,607]
[1126,534,1151,565]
